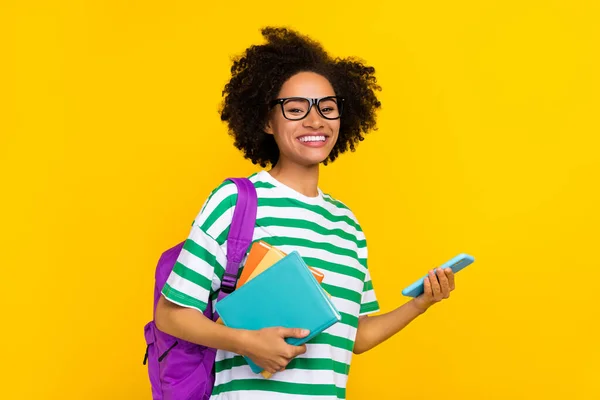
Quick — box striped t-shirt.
[162,170,379,400]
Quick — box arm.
[155,295,247,354]
[155,295,308,374]
[353,298,426,354]
[353,267,456,354]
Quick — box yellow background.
[1,1,599,399]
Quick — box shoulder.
[321,191,362,228]
[193,173,263,243]
[198,172,265,215]
[320,190,367,248]
[196,180,237,224]
[321,191,369,268]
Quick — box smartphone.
[401,253,475,297]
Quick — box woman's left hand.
[411,267,456,312]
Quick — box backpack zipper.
[158,341,179,362]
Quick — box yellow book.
[236,241,271,288]
[246,246,287,283]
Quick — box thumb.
[279,327,310,338]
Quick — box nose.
[302,106,325,129]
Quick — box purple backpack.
[143,178,257,400]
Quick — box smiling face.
[264,71,341,168]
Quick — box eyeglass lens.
[281,98,341,120]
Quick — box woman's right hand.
[240,327,310,374]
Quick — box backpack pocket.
[143,322,163,400]
[148,325,216,400]
[160,340,216,400]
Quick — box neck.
[268,159,320,198]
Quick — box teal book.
[215,250,342,374]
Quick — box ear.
[263,107,276,135]
[264,119,274,135]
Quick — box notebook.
[215,251,341,375]
[244,245,329,299]
[241,242,325,286]
[246,245,287,283]
[215,243,327,326]
[236,241,271,288]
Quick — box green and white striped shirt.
[162,170,379,399]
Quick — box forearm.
[353,299,426,354]
[154,295,248,355]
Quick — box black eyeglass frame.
[269,96,345,121]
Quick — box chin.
[286,148,334,167]
[288,157,324,168]
[301,154,331,167]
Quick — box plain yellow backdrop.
[1,1,599,399]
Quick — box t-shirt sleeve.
[161,181,238,314]
[349,210,380,316]
[358,245,380,316]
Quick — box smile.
[298,135,327,143]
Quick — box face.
[264,71,341,168]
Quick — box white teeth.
[299,135,326,142]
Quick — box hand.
[240,327,309,374]
[411,267,456,313]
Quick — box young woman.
[155,26,456,399]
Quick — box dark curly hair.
[219,26,382,167]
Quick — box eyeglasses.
[269,96,344,121]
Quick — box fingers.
[273,329,308,371]
[428,269,441,299]
[281,343,307,360]
[265,357,290,374]
[277,357,289,370]
[292,344,307,358]
[253,327,309,375]
[262,359,281,375]
[436,268,450,299]
[265,365,277,374]
[445,268,456,291]
[272,345,305,374]
[423,275,432,298]
[279,327,310,339]
[418,267,456,310]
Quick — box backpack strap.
[213,177,257,318]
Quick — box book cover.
[236,241,271,288]
[215,251,341,375]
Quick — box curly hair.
[219,26,382,167]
